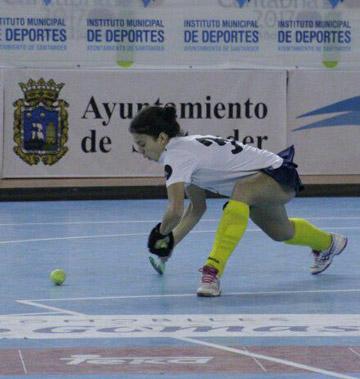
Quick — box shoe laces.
[199,266,218,284]
[312,250,321,263]
[312,237,334,263]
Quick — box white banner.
[3,68,286,178]
[1,314,359,338]
[0,1,359,69]
[288,70,360,175]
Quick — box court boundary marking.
[176,337,359,379]
[0,215,359,227]
[0,225,358,245]
[16,287,360,303]
[17,349,27,374]
[16,300,85,316]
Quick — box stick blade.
[149,256,165,275]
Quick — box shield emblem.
[14,78,69,166]
[22,106,60,154]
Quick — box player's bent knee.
[267,229,294,242]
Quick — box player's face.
[132,133,168,161]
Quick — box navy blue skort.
[261,145,304,195]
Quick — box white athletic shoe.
[197,265,221,297]
[311,233,348,275]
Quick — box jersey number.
[195,137,243,154]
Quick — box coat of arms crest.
[13,78,69,165]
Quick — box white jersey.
[158,135,283,197]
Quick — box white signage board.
[288,69,360,175]
[3,68,286,178]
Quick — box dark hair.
[129,105,184,138]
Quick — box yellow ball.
[322,60,338,68]
[50,269,66,286]
[116,60,134,68]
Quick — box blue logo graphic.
[236,0,250,7]
[43,0,52,5]
[328,0,343,8]
[23,107,59,153]
[294,96,360,131]
[143,0,152,6]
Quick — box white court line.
[307,217,360,220]
[0,220,158,226]
[0,232,148,244]
[0,225,359,245]
[243,346,267,372]
[0,215,359,227]
[349,347,360,358]
[16,300,85,316]
[0,230,258,245]
[18,350,27,375]
[18,288,360,303]
[1,312,60,316]
[176,337,359,379]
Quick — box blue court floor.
[0,197,359,378]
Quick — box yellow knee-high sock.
[205,200,249,276]
[285,218,331,251]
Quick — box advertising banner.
[0,0,359,69]
[3,68,286,178]
[288,69,360,175]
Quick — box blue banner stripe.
[294,112,360,131]
[297,96,360,118]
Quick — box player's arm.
[159,182,185,235]
[147,182,184,258]
[147,183,206,258]
[172,184,207,245]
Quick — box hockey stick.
[149,256,166,275]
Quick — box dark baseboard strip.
[0,184,359,201]
[300,184,360,197]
